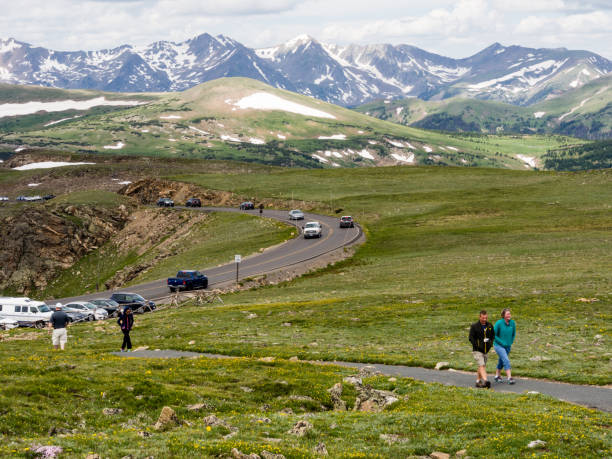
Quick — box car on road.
[157,197,174,207]
[17,195,43,202]
[288,209,304,220]
[43,194,56,201]
[239,201,255,210]
[167,270,208,292]
[0,196,9,202]
[90,299,121,315]
[339,216,355,228]
[64,301,109,321]
[109,292,156,313]
[186,197,202,207]
[303,221,323,239]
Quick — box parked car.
[56,305,89,323]
[0,196,9,202]
[0,297,52,328]
[109,292,156,313]
[17,195,43,202]
[288,209,304,220]
[339,216,355,228]
[64,301,109,321]
[157,197,174,207]
[0,318,19,330]
[43,194,56,201]
[186,197,202,207]
[90,299,120,315]
[239,201,255,210]
[303,221,323,239]
[167,270,208,292]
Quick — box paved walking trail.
[114,350,612,413]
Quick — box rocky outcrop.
[0,203,131,294]
[119,178,237,207]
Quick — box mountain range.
[1,33,610,107]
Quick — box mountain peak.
[284,34,316,48]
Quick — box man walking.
[468,310,495,388]
[49,303,69,350]
[117,307,134,352]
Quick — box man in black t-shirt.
[468,310,495,388]
[49,303,70,350]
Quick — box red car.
[339,216,355,228]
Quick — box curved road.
[53,207,363,304]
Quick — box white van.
[0,297,53,328]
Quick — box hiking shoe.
[507,378,516,385]
[484,380,491,389]
[494,376,503,383]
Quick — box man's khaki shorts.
[52,328,68,346]
[472,351,487,367]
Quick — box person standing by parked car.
[468,310,495,388]
[49,303,69,350]
[494,308,516,384]
[117,307,134,352]
[259,203,264,215]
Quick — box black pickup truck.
[167,270,208,292]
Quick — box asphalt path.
[115,350,612,413]
[53,207,362,304]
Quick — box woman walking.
[494,308,516,384]
[117,307,134,352]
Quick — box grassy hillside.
[0,78,581,170]
[1,162,610,457]
[356,75,612,141]
[2,159,611,457]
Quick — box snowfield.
[232,92,336,119]
[357,149,375,160]
[533,112,546,118]
[44,115,82,127]
[189,126,209,135]
[13,161,95,171]
[515,154,538,168]
[103,141,125,150]
[160,115,182,119]
[391,153,415,163]
[318,134,346,140]
[0,97,143,119]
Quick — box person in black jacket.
[468,310,495,388]
[117,307,134,352]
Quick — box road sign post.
[235,254,241,284]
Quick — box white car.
[303,221,322,239]
[0,196,9,202]
[0,318,19,330]
[64,301,109,321]
[288,209,304,220]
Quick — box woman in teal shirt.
[494,308,516,384]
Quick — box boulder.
[203,414,236,432]
[455,450,468,457]
[231,448,260,459]
[288,420,313,437]
[527,440,546,449]
[430,453,450,459]
[102,408,123,416]
[358,365,382,377]
[153,406,179,430]
[314,442,328,455]
[435,362,450,370]
[353,384,399,413]
[187,402,212,411]
[261,451,286,459]
[327,383,346,411]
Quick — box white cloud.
[516,11,611,34]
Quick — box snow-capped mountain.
[0,34,610,106]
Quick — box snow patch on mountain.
[44,115,82,127]
[515,154,537,168]
[13,161,95,171]
[103,141,125,150]
[468,59,569,90]
[0,97,143,119]
[391,153,415,163]
[533,111,546,118]
[318,134,346,140]
[231,92,335,119]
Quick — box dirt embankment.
[118,178,319,211]
[103,208,210,289]
[0,203,132,294]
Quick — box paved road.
[53,207,362,304]
[114,350,612,413]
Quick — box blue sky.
[1,0,610,58]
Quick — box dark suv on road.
[339,216,355,228]
[239,201,254,210]
[109,292,156,313]
[186,198,202,207]
[157,197,174,207]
